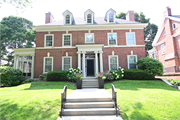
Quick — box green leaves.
[136,57,163,77]
[1,16,36,64]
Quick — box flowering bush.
[96,73,106,79]
[76,74,83,80]
[67,67,82,82]
[102,67,124,81]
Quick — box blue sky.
[0,0,180,27]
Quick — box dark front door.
[87,59,94,76]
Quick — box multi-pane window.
[85,33,94,43]
[63,57,71,70]
[66,14,70,24]
[63,35,71,46]
[109,56,118,70]
[44,57,53,73]
[108,33,117,45]
[126,33,135,45]
[109,13,114,23]
[128,56,137,69]
[161,44,165,54]
[87,14,91,23]
[45,35,53,46]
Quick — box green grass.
[0,82,75,120]
[105,80,180,120]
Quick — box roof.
[37,17,139,26]
[152,15,180,46]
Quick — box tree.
[2,0,33,10]
[0,16,36,64]
[116,12,158,55]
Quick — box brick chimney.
[126,11,134,21]
[45,12,54,24]
[163,7,171,17]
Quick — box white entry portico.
[76,44,104,78]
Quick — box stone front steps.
[59,89,122,120]
[82,78,98,88]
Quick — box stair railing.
[59,85,67,118]
[112,84,119,117]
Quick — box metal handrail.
[112,84,119,117]
[59,85,67,118]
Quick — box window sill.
[172,27,177,31]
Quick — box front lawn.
[0,82,75,120]
[105,80,180,120]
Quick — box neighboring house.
[149,7,180,73]
[12,9,147,78]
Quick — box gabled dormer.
[84,9,94,24]
[105,8,116,23]
[62,10,74,25]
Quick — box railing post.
[112,84,118,117]
[60,85,67,118]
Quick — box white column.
[13,55,17,68]
[77,51,81,70]
[94,51,98,76]
[99,51,103,73]
[31,54,35,79]
[82,51,86,77]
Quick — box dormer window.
[105,8,116,23]
[62,10,74,25]
[87,14,92,23]
[84,9,94,24]
[109,13,114,23]
[66,15,70,24]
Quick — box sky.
[0,0,180,27]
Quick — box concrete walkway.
[58,88,123,120]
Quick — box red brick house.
[149,7,180,73]
[13,9,147,78]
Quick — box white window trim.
[107,13,115,23]
[43,57,53,74]
[172,23,177,30]
[86,14,93,24]
[127,55,137,69]
[126,32,136,45]
[62,56,72,70]
[85,33,94,43]
[161,44,165,54]
[107,33,117,45]
[108,55,119,70]
[62,34,72,47]
[44,34,54,47]
[64,14,71,25]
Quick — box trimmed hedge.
[123,69,154,80]
[1,67,23,86]
[46,70,68,81]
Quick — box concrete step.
[58,116,123,120]
[66,97,112,102]
[82,86,99,88]
[65,101,114,109]
[82,84,98,86]
[61,108,116,116]
[82,82,98,84]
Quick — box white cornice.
[33,23,148,32]
[172,31,180,37]
[154,39,166,47]
[104,45,145,47]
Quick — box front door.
[87,59,94,76]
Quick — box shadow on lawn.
[0,99,61,120]
[24,82,76,90]
[105,80,178,91]
[121,102,154,120]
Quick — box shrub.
[123,69,154,80]
[1,68,23,86]
[166,79,180,86]
[22,79,38,84]
[137,57,163,77]
[110,67,124,80]
[67,67,82,82]
[46,70,68,81]
[103,71,114,82]
[39,75,46,80]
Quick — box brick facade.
[34,29,146,78]
[149,7,180,73]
